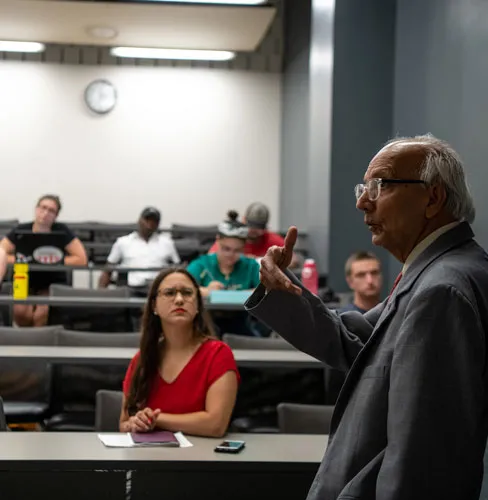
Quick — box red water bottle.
[301,258,318,295]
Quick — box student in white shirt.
[98,207,180,290]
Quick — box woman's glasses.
[156,287,195,300]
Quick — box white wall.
[0,61,281,229]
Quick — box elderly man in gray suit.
[246,134,488,500]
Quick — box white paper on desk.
[174,432,193,448]
[98,432,193,448]
[98,433,134,448]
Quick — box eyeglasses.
[219,244,243,256]
[156,287,195,300]
[354,178,426,201]
[38,204,57,215]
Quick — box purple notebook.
[130,431,180,447]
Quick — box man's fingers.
[284,226,298,255]
[260,260,302,295]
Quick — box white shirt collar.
[132,231,159,242]
[402,221,460,274]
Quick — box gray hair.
[385,134,475,223]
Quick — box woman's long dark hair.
[126,267,215,415]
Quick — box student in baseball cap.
[208,203,298,267]
[99,206,180,290]
[187,210,265,336]
[187,210,260,298]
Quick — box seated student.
[188,211,260,297]
[99,207,180,293]
[188,211,267,337]
[208,202,299,267]
[0,195,87,327]
[120,268,239,437]
[338,251,382,314]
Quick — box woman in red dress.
[120,268,239,437]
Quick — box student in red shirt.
[208,202,299,267]
[120,267,239,437]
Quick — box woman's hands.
[127,407,161,433]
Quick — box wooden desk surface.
[0,345,321,369]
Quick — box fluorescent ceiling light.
[0,41,45,53]
[111,47,235,61]
[141,0,267,4]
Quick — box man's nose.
[356,193,374,213]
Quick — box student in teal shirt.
[187,210,260,297]
[187,211,265,337]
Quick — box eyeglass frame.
[354,178,427,202]
[155,287,196,301]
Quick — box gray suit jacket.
[245,222,488,500]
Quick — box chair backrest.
[171,224,218,245]
[95,390,124,432]
[51,330,137,415]
[49,285,133,332]
[0,325,61,346]
[93,224,138,244]
[0,397,6,431]
[174,237,203,263]
[49,284,130,298]
[0,326,60,402]
[222,333,295,350]
[277,403,334,434]
[0,282,13,325]
[57,330,139,347]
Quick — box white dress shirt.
[402,221,460,274]
[107,231,180,287]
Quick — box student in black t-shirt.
[0,194,87,327]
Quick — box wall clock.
[84,79,117,114]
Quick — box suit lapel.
[329,222,475,433]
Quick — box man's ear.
[425,183,447,219]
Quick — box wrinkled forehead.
[364,142,427,181]
[160,272,194,290]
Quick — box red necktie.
[388,272,403,299]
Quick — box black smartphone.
[214,440,246,454]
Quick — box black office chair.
[171,224,218,246]
[174,237,202,263]
[277,403,334,434]
[95,390,124,432]
[45,330,139,431]
[93,223,138,244]
[0,282,13,326]
[48,284,134,332]
[227,334,326,434]
[0,326,61,426]
[0,219,19,231]
[0,397,7,431]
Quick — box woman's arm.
[154,371,238,438]
[0,237,16,264]
[0,247,7,282]
[119,394,132,432]
[64,238,88,266]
